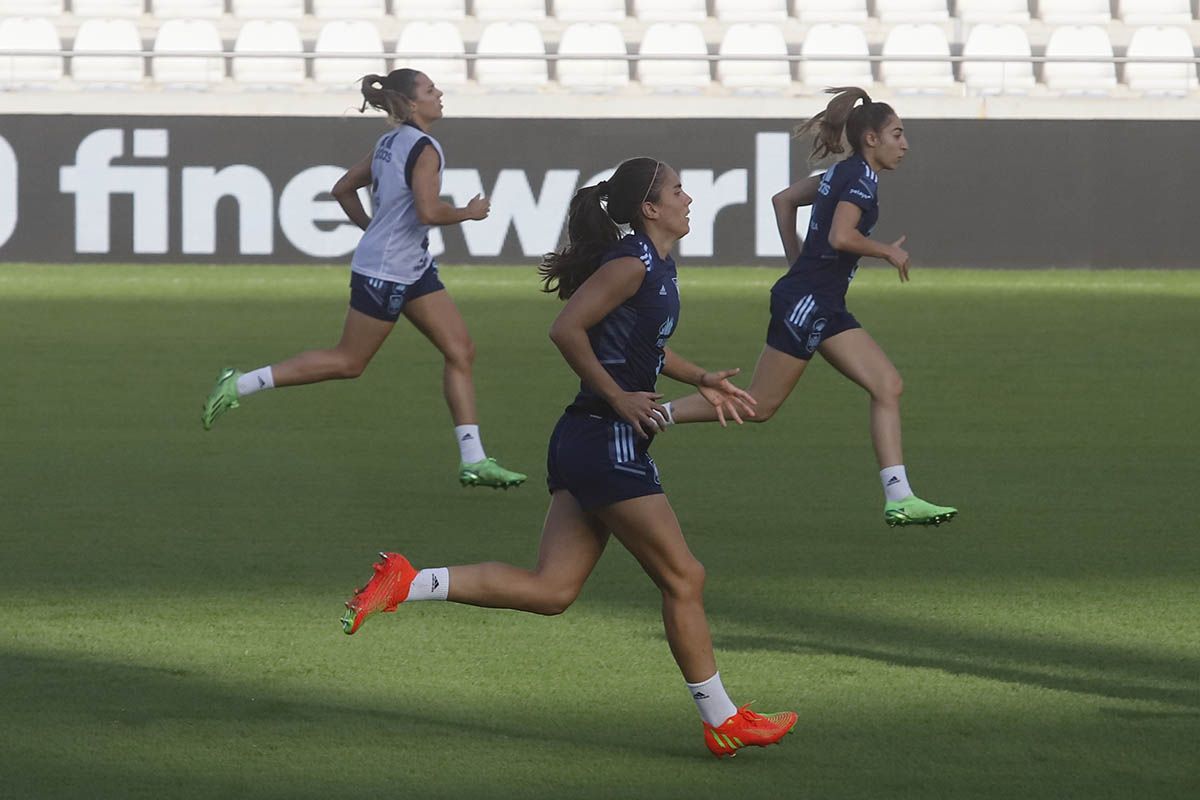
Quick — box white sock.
[236,366,274,398]
[455,425,486,464]
[686,672,739,727]
[406,568,449,602]
[881,464,912,502]
[660,401,676,426]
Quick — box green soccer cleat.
[885,495,958,527]
[201,367,241,430]
[459,457,527,489]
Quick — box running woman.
[201,69,525,489]
[662,87,957,527]
[339,157,797,758]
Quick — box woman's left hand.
[697,368,757,427]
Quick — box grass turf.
[0,263,1196,799]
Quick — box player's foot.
[201,367,241,430]
[884,495,958,527]
[340,552,418,635]
[704,704,798,759]
[459,457,526,489]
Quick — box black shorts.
[546,409,664,512]
[765,288,861,361]
[348,265,445,322]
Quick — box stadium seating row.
[0,1,1196,26]
[1,17,1196,96]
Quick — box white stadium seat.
[73,0,142,17]
[637,22,710,91]
[0,17,62,86]
[152,0,223,18]
[1124,26,1198,96]
[1039,0,1111,25]
[475,22,548,90]
[717,23,790,92]
[633,0,707,22]
[1042,25,1117,93]
[395,22,468,87]
[1119,0,1192,26]
[554,0,626,21]
[231,0,304,19]
[152,19,224,87]
[72,19,144,85]
[799,23,872,89]
[313,21,386,88]
[0,0,62,16]
[880,24,954,92]
[393,0,464,19]
[476,0,545,20]
[232,20,305,85]
[714,0,787,22]
[875,0,950,25]
[313,0,384,18]
[955,0,1030,25]
[961,23,1035,95]
[794,0,868,24]
[556,22,629,91]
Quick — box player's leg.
[594,494,797,757]
[201,307,393,430]
[818,328,956,526]
[666,345,810,425]
[340,490,609,633]
[402,285,526,488]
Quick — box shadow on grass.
[709,607,1200,710]
[0,648,699,800]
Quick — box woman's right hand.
[610,391,669,439]
[886,235,910,282]
[466,193,491,220]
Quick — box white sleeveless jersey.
[350,123,445,284]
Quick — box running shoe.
[703,704,798,759]
[884,495,958,527]
[459,457,527,489]
[201,367,241,430]
[340,552,418,635]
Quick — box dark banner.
[0,115,1194,268]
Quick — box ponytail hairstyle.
[539,156,667,300]
[359,68,423,125]
[794,87,897,163]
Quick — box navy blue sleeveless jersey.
[571,232,680,416]
[780,154,880,300]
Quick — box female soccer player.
[339,157,797,758]
[663,87,957,527]
[201,69,525,489]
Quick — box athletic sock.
[686,672,739,727]
[880,464,913,502]
[236,367,274,398]
[455,425,486,464]
[407,568,449,602]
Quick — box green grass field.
[1,263,1197,799]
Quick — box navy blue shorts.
[546,410,664,512]
[765,288,861,361]
[349,265,445,322]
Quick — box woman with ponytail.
[201,69,525,489]
[339,158,798,759]
[663,87,957,528]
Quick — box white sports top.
[350,123,445,284]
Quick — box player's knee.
[444,337,476,371]
[663,558,706,602]
[534,584,580,616]
[878,370,903,403]
[333,351,370,379]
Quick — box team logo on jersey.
[806,318,828,352]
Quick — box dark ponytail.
[359,68,422,124]
[795,86,896,162]
[539,156,666,300]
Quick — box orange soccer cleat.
[340,552,418,635]
[703,704,798,759]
